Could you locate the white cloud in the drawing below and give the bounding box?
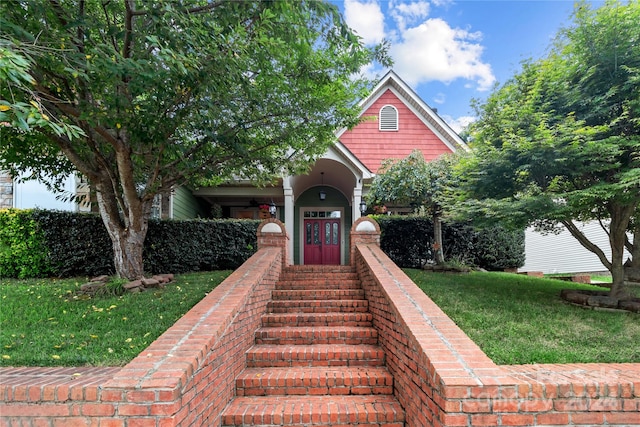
[440,114,476,134]
[344,1,496,93]
[433,92,446,104]
[344,0,385,45]
[390,0,430,33]
[391,18,496,91]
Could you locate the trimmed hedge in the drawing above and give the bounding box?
[31,210,114,278]
[375,216,525,270]
[1,209,523,278]
[144,218,258,274]
[0,209,259,278]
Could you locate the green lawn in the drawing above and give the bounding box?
[1,269,638,367]
[405,269,640,365]
[0,271,231,367]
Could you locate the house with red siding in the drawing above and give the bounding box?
[194,70,468,265]
[0,71,466,266]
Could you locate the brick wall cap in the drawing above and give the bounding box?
[351,217,380,234]
[257,219,287,237]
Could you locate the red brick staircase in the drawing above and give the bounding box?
[221,265,406,427]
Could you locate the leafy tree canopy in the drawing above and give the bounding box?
[367,150,458,264]
[458,0,639,296]
[0,0,389,279]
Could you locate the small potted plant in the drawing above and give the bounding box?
[258,204,270,219]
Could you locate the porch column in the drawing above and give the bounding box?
[283,176,295,265]
[353,185,364,220]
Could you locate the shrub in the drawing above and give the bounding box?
[374,216,524,270]
[474,226,525,270]
[0,209,51,278]
[31,210,114,278]
[0,210,259,278]
[144,218,259,274]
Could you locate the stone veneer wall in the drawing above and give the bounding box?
[350,216,640,427]
[0,171,13,209]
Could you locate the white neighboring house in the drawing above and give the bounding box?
[521,222,631,274]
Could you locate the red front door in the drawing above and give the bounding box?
[303,219,340,265]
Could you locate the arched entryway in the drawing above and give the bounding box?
[294,185,351,265]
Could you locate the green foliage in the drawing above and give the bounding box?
[0,209,51,278]
[0,210,259,278]
[94,277,127,298]
[375,216,524,270]
[0,0,389,279]
[144,219,259,274]
[463,0,640,227]
[459,1,640,293]
[368,151,460,264]
[30,210,114,278]
[0,271,231,366]
[473,226,526,271]
[367,150,457,216]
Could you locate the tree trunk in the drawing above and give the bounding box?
[433,213,444,265]
[629,225,639,268]
[110,227,147,280]
[608,204,633,299]
[94,184,150,280]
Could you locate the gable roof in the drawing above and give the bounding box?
[335,70,469,173]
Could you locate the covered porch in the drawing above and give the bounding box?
[192,144,372,265]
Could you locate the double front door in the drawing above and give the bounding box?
[303,218,340,265]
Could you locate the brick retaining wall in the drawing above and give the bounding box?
[2,218,638,426]
[351,219,640,426]
[0,244,282,426]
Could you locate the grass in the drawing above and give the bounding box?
[2,269,638,368]
[0,271,231,367]
[404,269,640,365]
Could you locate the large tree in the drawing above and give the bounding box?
[367,150,457,265]
[459,0,639,297]
[0,0,388,279]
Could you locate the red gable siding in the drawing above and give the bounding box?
[340,89,453,173]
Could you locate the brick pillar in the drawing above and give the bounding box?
[257,218,290,268]
[350,216,381,266]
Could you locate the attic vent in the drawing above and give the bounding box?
[379,105,398,131]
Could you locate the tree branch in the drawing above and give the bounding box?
[127,0,229,17]
[49,0,84,54]
[561,219,612,270]
[123,0,135,59]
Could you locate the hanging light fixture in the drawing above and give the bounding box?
[319,172,326,201]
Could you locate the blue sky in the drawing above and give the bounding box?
[335,0,603,132]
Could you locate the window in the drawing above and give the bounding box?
[379,105,398,131]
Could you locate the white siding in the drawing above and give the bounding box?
[522,221,630,274]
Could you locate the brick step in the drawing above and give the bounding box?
[236,366,394,396]
[275,280,362,290]
[221,395,405,426]
[246,344,386,367]
[283,266,355,274]
[279,271,357,281]
[255,326,378,345]
[262,312,373,327]
[272,289,365,300]
[267,300,369,313]
[279,271,358,280]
